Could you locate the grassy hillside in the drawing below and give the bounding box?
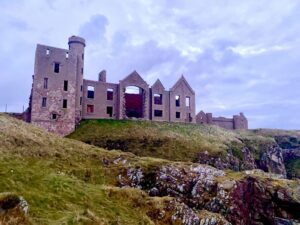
[0,114,173,224]
[68,119,300,178]
[1,114,300,224]
[68,119,274,162]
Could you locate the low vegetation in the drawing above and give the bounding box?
[1,114,299,224]
[68,119,275,162]
[0,114,173,224]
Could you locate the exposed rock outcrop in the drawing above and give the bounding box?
[259,145,287,177]
[196,145,288,179]
[118,163,300,225]
[0,193,29,224]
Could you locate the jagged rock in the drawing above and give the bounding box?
[167,201,231,225]
[118,163,300,225]
[196,147,257,172]
[196,151,240,171]
[228,176,300,225]
[170,201,201,225]
[0,193,29,224]
[282,149,300,179]
[19,197,29,215]
[274,217,300,225]
[244,169,286,179]
[260,145,287,177]
[240,147,257,170]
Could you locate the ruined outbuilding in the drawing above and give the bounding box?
[196,111,248,130]
[28,36,248,135]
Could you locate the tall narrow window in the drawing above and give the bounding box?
[54,63,60,73]
[43,78,48,89]
[52,113,57,120]
[154,94,163,105]
[87,104,94,113]
[46,49,50,55]
[42,97,47,107]
[107,88,113,100]
[87,86,94,99]
[80,97,82,105]
[187,113,192,122]
[81,68,83,75]
[107,106,113,117]
[63,99,68,108]
[185,96,190,107]
[66,52,69,59]
[175,95,180,107]
[82,54,84,60]
[80,85,83,92]
[64,80,68,91]
[176,112,181,119]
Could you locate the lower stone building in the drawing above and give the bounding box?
[27,35,248,135]
[196,111,248,130]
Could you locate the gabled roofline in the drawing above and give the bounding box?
[170,75,195,94]
[120,70,149,86]
[152,78,165,90]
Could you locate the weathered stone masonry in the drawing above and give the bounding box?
[28,36,248,135]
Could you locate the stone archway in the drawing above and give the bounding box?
[118,71,150,120]
[124,86,145,118]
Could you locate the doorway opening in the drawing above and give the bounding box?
[124,86,144,118]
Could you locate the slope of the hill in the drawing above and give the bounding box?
[68,119,300,179]
[1,114,300,225]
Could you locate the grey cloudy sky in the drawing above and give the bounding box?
[1,0,300,129]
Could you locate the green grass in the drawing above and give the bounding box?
[68,119,276,163]
[285,158,300,178]
[68,119,300,178]
[1,114,300,224]
[0,114,175,224]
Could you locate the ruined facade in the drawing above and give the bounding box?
[196,111,248,130]
[29,36,247,135]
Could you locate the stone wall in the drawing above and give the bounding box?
[30,38,83,136]
[28,35,245,136]
[82,79,119,119]
[169,76,196,123]
[196,111,248,130]
[150,79,170,122]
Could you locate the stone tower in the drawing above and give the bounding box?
[30,36,85,135]
[68,36,85,123]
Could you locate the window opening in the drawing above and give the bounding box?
[63,99,68,108]
[175,95,180,107]
[87,104,94,113]
[87,86,94,99]
[42,97,47,107]
[54,63,60,73]
[185,96,190,107]
[154,110,163,117]
[44,78,48,89]
[154,94,162,105]
[107,88,113,100]
[107,106,113,117]
[64,80,68,91]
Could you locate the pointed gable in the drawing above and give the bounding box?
[151,79,165,92]
[120,70,149,88]
[170,75,195,94]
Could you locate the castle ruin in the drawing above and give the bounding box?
[28,36,248,135]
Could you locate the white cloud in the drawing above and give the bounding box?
[1,0,300,129]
